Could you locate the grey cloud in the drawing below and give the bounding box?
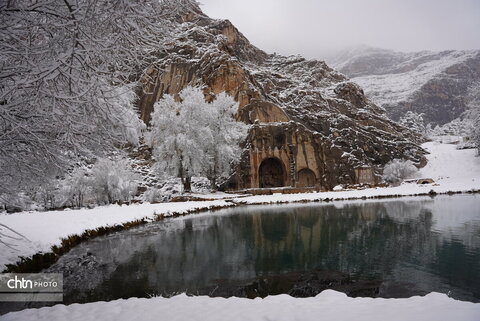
[199,0,480,58]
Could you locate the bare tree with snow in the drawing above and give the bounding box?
[148,87,213,192]
[148,87,248,192]
[206,92,249,190]
[0,0,200,203]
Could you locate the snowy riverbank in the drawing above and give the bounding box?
[3,290,480,321]
[0,200,232,271]
[1,142,479,271]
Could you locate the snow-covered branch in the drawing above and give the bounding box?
[0,0,201,200]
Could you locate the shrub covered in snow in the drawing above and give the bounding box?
[473,126,480,155]
[32,181,59,210]
[143,188,164,203]
[60,168,91,208]
[382,159,418,184]
[23,159,142,209]
[90,158,141,204]
[0,192,35,213]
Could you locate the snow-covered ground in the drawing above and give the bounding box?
[3,291,480,321]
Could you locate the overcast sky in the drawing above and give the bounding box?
[198,0,480,59]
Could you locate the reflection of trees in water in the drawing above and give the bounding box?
[50,199,480,304]
[252,202,437,280]
[382,199,431,223]
[260,212,292,241]
[297,208,320,228]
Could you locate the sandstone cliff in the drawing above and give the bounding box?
[137,4,425,190]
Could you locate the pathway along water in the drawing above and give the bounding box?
[6,194,480,313]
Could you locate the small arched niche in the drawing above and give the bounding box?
[297,168,316,187]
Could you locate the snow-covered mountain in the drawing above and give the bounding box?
[326,46,480,125]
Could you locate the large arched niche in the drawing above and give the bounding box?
[259,158,286,188]
[297,168,316,187]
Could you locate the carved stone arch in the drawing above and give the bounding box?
[259,157,286,188]
[297,168,316,187]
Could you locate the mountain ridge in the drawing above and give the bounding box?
[326,46,480,125]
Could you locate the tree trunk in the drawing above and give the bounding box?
[178,154,190,193]
[184,176,192,192]
[210,176,217,192]
[209,160,218,192]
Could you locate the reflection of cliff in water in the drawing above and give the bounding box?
[44,195,480,305]
[250,202,435,278]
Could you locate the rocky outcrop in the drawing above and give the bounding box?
[238,100,290,124]
[328,46,480,125]
[137,7,426,190]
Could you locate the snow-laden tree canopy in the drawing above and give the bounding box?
[206,92,250,189]
[0,0,200,199]
[466,81,480,154]
[148,87,249,191]
[399,111,427,136]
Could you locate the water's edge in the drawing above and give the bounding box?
[3,190,479,274]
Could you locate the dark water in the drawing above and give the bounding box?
[37,194,480,306]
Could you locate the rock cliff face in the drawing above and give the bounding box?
[137,4,425,190]
[327,46,480,125]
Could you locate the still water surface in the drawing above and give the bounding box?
[48,194,480,303]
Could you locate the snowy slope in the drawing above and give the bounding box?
[326,46,480,125]
[352,51,476,107]
[419,141,480,183]
[3,290,480,321]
